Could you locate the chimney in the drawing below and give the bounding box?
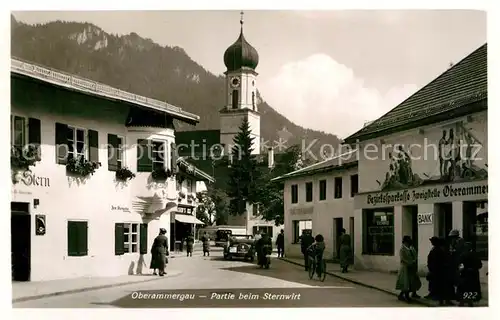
[268,147,274,168]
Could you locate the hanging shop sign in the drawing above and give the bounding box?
[35,214,46,235]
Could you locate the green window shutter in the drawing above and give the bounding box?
[115,223,125,255]
[140,223,148,254]
[77,221,88,256]
[88,129,99,163]
[67,221,79,256]
[170,142,178,174]
[55,122,68,164]
[108,134,119,171]
[28,117,42,160]
[137,139,152,172]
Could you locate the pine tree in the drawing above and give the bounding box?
[227,117,259,215]
[258,144,302,225]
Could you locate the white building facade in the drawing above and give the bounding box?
[275,153,358,259]
[10,58,211,282]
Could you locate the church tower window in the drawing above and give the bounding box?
[232,90,239,109]
[252,92,256,110]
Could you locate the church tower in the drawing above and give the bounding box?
[219,12,261,155]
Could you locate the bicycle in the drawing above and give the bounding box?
[308,254,327,282]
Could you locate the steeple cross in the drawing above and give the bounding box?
[240,11,244,25]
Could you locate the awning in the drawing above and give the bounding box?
[174,213,204,225]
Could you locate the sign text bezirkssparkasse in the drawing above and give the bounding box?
[366,182,488,206]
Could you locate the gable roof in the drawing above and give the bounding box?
[271,149,358,182]
[345,43,487,143]
[11,58,200,125]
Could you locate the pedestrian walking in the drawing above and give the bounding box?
[408,239,421,299]
[300,230,314,271]
[150,228,169,276]
[186,233,195,257]
[339,228,352,273]
[395,236,421,303]
[201,232,211,257]
[449,229,466,299]
[425,236,453,305]
[276,229,285,258]
[457,242,483,307]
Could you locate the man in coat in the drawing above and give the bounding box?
[300,230,314,271]
[449,229,466,298]
[201,232,211,257]
[339,228,352,273]
[150,228,169,276]
[276,229,285,258]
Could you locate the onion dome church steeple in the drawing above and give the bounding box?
[223,12,259,72]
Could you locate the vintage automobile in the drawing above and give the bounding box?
[223,235,255,262]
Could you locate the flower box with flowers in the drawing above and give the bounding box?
[151,168,173,182]
[11,145,40,170]
[116,167,136,182]
[178,191,186,201]
[66,156,101,177]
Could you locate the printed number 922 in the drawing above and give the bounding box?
[462,292,478,300]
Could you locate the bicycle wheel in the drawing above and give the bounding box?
[320,260,327,282]
[308,259,315,280]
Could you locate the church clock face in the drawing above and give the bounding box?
[230,76,240,88]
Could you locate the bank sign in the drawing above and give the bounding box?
[355,180,488,209]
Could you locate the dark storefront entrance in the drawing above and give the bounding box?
[11,202,31,281]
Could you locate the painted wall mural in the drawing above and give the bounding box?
[365,113,488,193]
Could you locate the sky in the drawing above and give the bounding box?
[12,10,486,138]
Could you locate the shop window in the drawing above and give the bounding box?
[67,221,88,257]
[334,177,343,199]
[305,182,313,202]
[350,174,359,197]
[363,209,395,255]
[292,220,312,243]
[291,184,298,204]
[463,201,488,260]
[253,226,273,237]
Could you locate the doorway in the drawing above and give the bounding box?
[403,205,419,250]
[11,202,31,282]
[349,217,355,259]
[436,203,453,238]
[333,218,343,259]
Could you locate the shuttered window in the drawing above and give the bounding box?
[28,117,42,160]
[115,222,148,255]
[55,122,69,164]
[108,134,124,171]
[115,223,125,255]
[67,221,88,256]
[137,139,152,172]
[88,129,99,163]
[140,224,148,254]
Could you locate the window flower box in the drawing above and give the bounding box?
[66,156,101,177]
[178,191,186,200]
[116,167,136,182]
[11,145,40,170]
[151,168,173,182]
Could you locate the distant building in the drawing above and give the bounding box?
[272,151,358,259]
[175,14,280,241]
[10,58,213,282]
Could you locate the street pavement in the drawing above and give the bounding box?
[13,252,420,308]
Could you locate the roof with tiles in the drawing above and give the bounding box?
[345,43,487,143]
[271,149,359,182]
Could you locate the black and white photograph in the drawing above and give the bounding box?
[4,2,493,317]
